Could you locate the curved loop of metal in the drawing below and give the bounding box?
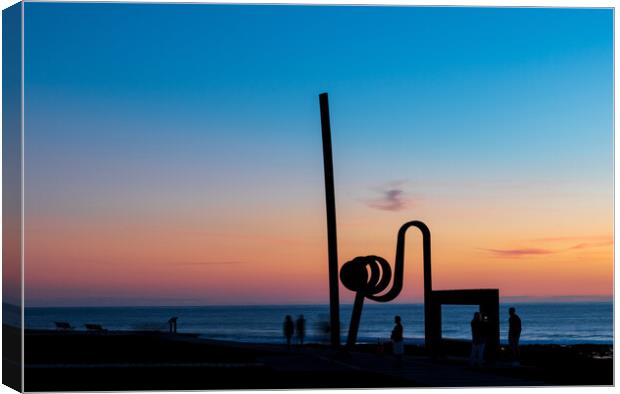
[340,255,392,297]
[371,220,431,302]
[340,220,432,347]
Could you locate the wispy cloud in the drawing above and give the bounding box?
[366,189,409,211]
[481,248,554,258]
[567,241,612,250]
[364,181,414,212]
[481,236,612,259]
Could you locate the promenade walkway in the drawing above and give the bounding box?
[175,336,545,387]
[329,352,543,387]
[255,346,543,387]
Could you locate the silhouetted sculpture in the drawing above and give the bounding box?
[339,220,500,356]
[318,93,499,354]
[319,92,341,348]
[508,307,522,365]
[283,315,294,348]
[339,221,426,347]
[469,312,485,367]
[391,315,404,366]
[168,317,178,333]
[296,315,306,346]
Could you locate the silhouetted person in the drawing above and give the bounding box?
[168,317,178,333]
[296,315,306,346]
[283,315,294,348]
[315,315,331,344]
[508,307,522,366]
[391,315,404,366]
[482,314,492,361]
[469,312,485,367]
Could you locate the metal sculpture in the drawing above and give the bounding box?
[319,92,341,348]
[340,220,500,358]
[340,221,430,347]
[319,92,500,356]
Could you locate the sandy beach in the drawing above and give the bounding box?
[20,326,612,391]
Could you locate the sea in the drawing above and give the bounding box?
[22,302,613,345]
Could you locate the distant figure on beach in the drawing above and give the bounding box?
[469,312,485,367]
[390,315,404,366]
[315,314,331,344]
[168,317,178,333]
[283,315,294,348]
[296,315,306,346]
[508,307,522,366]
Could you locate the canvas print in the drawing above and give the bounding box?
[2,2,614,391]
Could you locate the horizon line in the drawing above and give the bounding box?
[12,295,614,309]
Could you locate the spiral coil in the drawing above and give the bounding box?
[340,255,392,299]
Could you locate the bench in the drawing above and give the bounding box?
[84,323,106,331]
[54,321,74,330]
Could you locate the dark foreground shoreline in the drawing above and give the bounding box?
[16,326,613,391]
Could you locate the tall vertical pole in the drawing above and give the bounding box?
[422,226,435,352]
[319,92,340,348]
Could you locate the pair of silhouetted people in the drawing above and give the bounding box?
[283,314,306,348]
[390,315,404,366]
[469,307,523,367]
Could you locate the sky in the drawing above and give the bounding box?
[23,4,613,306]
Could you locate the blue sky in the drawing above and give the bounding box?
[25,4,612,187]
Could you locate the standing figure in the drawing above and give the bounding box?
[168,317,178,333]
[296,315,306,346]
[391,315,404,366]
[469,312,485,367]
[318,315,331,345]
[283,315,294,348]
[508,307,522,366]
